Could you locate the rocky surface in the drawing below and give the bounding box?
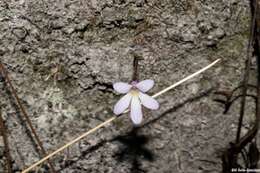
[0,0,255,172]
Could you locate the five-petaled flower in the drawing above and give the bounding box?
[113,79,159,125]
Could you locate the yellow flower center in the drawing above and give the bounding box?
[130,89,139,96]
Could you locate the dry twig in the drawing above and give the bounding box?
[0,107,13,173]
[0,62,57,173]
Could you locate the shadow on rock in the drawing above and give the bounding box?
[113,128,154,173]
[58,88,214,172]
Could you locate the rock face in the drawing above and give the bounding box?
[0,0,255,172]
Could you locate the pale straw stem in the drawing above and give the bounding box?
[22,59,221,173]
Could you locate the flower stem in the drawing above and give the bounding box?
[132,56,140,81]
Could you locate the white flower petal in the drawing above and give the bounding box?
[113,82,132,94]
[136,79,154,92]
[113,93,132,115]
[139,92,159,110]
[130,96,143,125]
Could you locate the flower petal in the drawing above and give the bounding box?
[130,96,143,125]
[113,82,132,94]
[113,93,132,115]
[139,92,159,110]
[136,79,154,92]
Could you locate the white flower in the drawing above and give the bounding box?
[113,79,159,125]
